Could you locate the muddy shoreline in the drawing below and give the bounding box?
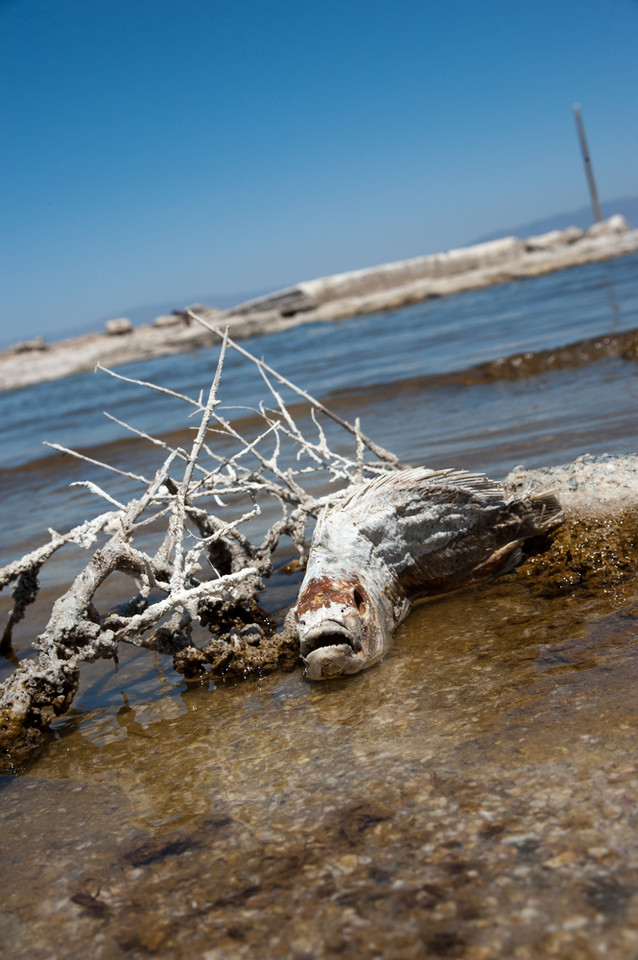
[1,215,636,393]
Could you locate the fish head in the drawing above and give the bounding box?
[294,574,394,680]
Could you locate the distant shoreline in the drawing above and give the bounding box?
[1,215,637,393]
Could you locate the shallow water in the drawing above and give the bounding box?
[1,254,638,958]
[3,577,638,958]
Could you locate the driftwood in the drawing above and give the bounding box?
[0,318,402,769]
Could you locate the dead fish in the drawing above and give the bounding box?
[294,467,562,680]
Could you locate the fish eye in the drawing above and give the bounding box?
[353,587,367,615]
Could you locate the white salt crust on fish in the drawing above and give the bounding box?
[294,467,562,680]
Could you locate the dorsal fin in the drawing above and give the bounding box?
[338,467,503,511]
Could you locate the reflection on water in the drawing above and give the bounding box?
[2,254,638,957]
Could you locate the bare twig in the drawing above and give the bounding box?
[187,310,405,468]
[43,441,151,486]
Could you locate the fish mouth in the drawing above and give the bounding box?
[300,621,366,680]
[299,621,362,659]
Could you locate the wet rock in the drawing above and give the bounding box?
[457,326,638,384]
[505,454,638,595]
[105,317,133,336]
[586,214,629,238]
[10,337,49,353]
[173,604,299,680]
[518,511,638,595]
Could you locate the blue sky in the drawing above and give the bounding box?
[1,0,637,344]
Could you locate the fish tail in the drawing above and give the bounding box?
[514,491,563,536]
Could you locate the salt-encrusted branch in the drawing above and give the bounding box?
[0,322,401,770]
[106,565,259,640]
[43,441,152,486]
[95,362,203,410]
[187,310,405,468]
[209,411,312,505]
[0,511,118,591]
[164,330,229,591]
[354,418,365,484]
[70,481,127,510]
[257,367,323,465]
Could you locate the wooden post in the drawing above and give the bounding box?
[573,103,603,223]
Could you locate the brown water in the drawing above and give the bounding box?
[1,255,638,958]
